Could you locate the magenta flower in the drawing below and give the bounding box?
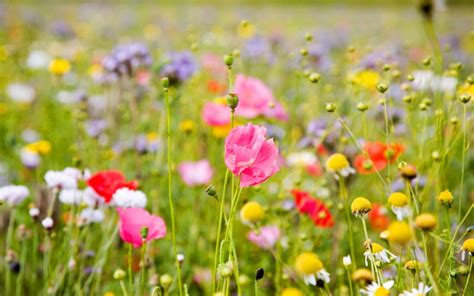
[234,74,288,121]
[225,123,279,187]
[178,160,214,186]
[202,102,231,127]
[117,208,166,248]
[247,225,280,250]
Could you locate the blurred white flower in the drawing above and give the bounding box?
[44,170,77,189]
[29,207,40,217]
[26,50,51,69]
[21,148,41,169]
[343,255,352,267]
[412,70,457,94]
[112,188,147,208]
[82,187,104,207]
[79,208,105,224]
[0,185,29,206]
[287,151,317,167]
[59,189,83,205]
[41,217,54,229]
[6,83,35,103]
[400,282,432,296]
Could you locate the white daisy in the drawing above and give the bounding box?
[287,151,317,167]
[59,189,83,205]
[364,243,397,266]
[303,269,331,286]
[391,205,412,220]
[79,208,105,224]
[0,185,29,206]
[6,83,35,103]
[360,280,394,296]
[399,282,432,296]
[44,170,77,190]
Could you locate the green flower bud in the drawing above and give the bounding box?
[419,102,428,111]
[309,72,321,83]
[113,269,126,280]
[140,227,149,240]
[160,274,173,289]
[450,116,459,125]
[376,82,389,94]
[431,150,441,161]
[227,93,239,110]
[391,69,401,79]
[161,77,169,88]
[407,74,415,81]
[383,64,391,71]
[238,274,250,286]
[459,93,471,104]
[325,102,336,112]
[402,95,413,103]
[467,76,474,85]
[300,48,308,56]
[422,56,431,66]
[356,102,368,112]
[378,98,387,105]
[422,98,432,106]
[205,185,217,197]
[218,263,233,278]
[232,49,240,57]
[223,54,233,68]
[304,33,313,42]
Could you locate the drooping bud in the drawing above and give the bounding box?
[356,102,368,112]
[223,54,233,68]
[161,77,170,88]
[325,102,336,112]
[205,185,217,197]
[113,269,126,280]
[376,82,389,94]
[459,93,471,104]
[309,72,321,83]
[227,93,239,110]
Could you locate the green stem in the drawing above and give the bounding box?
[128,244,133,293]
[458,104,467,220]
[463,257,473,295]
[140,242,147,295]
[164,86,183,296]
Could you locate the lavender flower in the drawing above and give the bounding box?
[160,51,197,84]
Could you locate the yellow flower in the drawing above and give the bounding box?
[237,20,255,39]
[404,260,421,271]
[179,120,194,133]
[388,192,408,207]
[146,132,158,142]
[458,82,474,96]
[25,140,52,155]
[295,252,323,275]
[415,213,437,231]
[387,221,412,245]
[280,287,303,296]
[88,63,102,77]
[212,125,231,138]
[462,238,474,253]
[370,243,384,254]
[0,45,7,61]
[351,197,372,216]
[240,201,264,223]
[351,70,380,91]
[352,268,374,283]
[49,58,71,75]
[437,189,453,206]
[326,153,349,171]
[103,292,114,296]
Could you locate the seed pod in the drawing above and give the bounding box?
[255,268,265,281]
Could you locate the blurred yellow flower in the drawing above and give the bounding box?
[326,153,349,171]
[295,252,323,275]
[388,192,408,207]
[237,20,255,39]
[351,197,372,216]
[0,45,7,61]
[179,120,194,133]
[49,58,71,75]
[240,201,264,223]
[415,213,437,231]
[387,221,412,245]
[25,140,51,155]
[351,70,380,91]
[437,189,453,206]
[281,287,303,296]
[212,125,231,138]
[146,132,159,142]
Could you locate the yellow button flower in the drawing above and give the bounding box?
[351,197,372,216]
[352,268,374,283]
[404,260,421,271]
[351,70,380,91]
[25,140,52,155]
[388,192,408,207]
[49,58,71,75]
[437,189,453,206]
[280,287,303,296]
[415,213,437,231]
[240,201,264,224]
[462,238,474,253]
[326,153,349,171]
[295,252,323,275]
[179,120,194,133]
[387,221,412,245]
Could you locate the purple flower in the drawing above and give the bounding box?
[160,51,197,84]
[101,42,152,81]
[242,36,274,64]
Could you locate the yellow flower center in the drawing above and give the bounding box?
[462,238,474,252]
[388,192,408,207]
[326,153,349,171]
[374,287,389,296]
[295,252,323,275]
[240,201,264,223]
[49,58,71,75]
[371,243,384,254]
[280,287,304,296]
[415,213,437,231]
[437,190,453,204]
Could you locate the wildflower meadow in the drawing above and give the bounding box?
[0,1,473,295]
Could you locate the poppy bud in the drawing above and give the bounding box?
[218,262,233,278]
[255,268,265,281]
[450,116,459,125]
[223,54,233,68]
[383,64,391,71]
[400,164,417,180]
[402,95,413,103]
[300,48,308,56]
[227,93,239,110]
[232,49,240,57]
[205,185,217,197]
[467,76,474,85]
[304,33,313,41]
[325,102,336,112]
[161,77,169,88]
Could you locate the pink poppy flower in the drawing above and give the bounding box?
[233,74,288,121]
[202,102,231,127]
[177,160,214,186]
[117,208,166,248]
[225,123,279,187]
[247,225,280,250]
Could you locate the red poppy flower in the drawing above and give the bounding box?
[354,141,404,174]
[305,163,323,176]
[207,80,226,94]
[368,203,390,231]
[291,189,334,228]
[87,170,138,203]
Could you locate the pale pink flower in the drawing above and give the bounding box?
[225,123,279,187]
[117,208,166,248]
[233,74,288,121]
[202,102,231,127]
[247,225,280,250]
[178,160,214,186]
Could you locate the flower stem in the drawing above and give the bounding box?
[164,86,183,296]
[463,257,473,294]
[128,244,133,292]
